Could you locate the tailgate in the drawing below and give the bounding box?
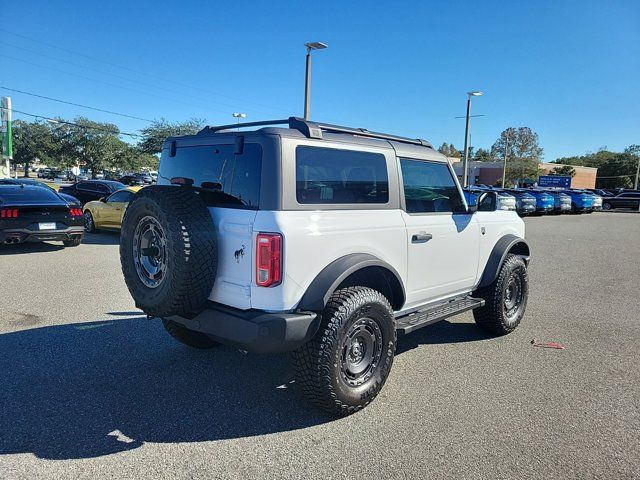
[207,207,257,310]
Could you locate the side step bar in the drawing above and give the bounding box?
[395,296,485,335]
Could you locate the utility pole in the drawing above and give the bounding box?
[634,155,640,190]
[461,91,483,187]
[1,97,12,179]
[501,132,509,187]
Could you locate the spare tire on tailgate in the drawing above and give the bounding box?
[120,185,217,318]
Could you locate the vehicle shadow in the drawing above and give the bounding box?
[0,242,65,255]
[0,316,491,460]
[396,319,493,354]
[0,317,331,460]
[81,231,120,245]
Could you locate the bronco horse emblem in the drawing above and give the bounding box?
[234,245,246,263]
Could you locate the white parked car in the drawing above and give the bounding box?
[119,117,531,416]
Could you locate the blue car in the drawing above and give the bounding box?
[561,189,594,213]
[464,186,517,211]
[502,189,537,216]
[525,189,555,214]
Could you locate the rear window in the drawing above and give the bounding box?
[296,146,389,204]
[159,143,262,209]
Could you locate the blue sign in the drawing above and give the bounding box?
[538,175,571,188]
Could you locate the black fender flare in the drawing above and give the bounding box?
[478,234,530,288]
[298,253,406,311]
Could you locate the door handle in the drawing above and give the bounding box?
[411,232,432,243]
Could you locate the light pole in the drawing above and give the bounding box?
[462,91,483,187]
[232,113,246,131]
[303,42,328,120]
[501,130,509,187]
[634,155,640,190]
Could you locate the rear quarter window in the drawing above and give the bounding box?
[159,143,262,209]
[295,146,389,204]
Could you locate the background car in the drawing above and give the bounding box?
[83,186,142,232]
[525,189,555,214]
[118,175,147,186]
[58,180,125,205]
[602,191,640,210]
[541,190,572,214]
[0,178,81,206]
[0,183,84,246]
[502,189,537,216]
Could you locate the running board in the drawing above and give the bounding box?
[395,296,485,335]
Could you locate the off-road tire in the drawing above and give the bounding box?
[120,185,217,318]
[293,287,396,417]
[162,318,221,349]
[473,254,528,335]
[63,238,82,247]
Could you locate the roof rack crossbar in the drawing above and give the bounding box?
[198,116,432,148]
[198,119,289,135]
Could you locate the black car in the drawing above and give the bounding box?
[119,175,147,186]
[602,192,640,210]
[58,180,125,205]
[0,178,81,206]
[0,184,84,246]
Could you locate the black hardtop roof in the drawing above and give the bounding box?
[0,184,66,206]
[164,117,435,150]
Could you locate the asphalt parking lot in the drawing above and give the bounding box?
[1,213,638,479]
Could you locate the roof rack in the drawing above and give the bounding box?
[197,117,433,148]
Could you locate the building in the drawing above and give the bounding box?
[449,159,597,189]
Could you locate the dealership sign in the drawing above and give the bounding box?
[538,175,571,188]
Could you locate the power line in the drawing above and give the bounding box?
[10,108,142,138]
[0,86,155,123]
[0,29,290,116]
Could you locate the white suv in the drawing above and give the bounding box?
[120,117,530,416]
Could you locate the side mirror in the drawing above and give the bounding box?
[99,197,106,203]
[477,192,498,212]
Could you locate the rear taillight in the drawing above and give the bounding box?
[256,233,282,287]
[69,208,83,216]
[0,208,19,218]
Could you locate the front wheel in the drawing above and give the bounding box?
[473,254,528,335]
[602,202,611,210]
[293,287,396,416]
[84,210,97,233]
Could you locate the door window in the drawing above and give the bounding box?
[107,191,135,203]
[400,159,465,213]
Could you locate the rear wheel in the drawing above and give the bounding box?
[602,202,611,210]
[63,238,82,247]
[293,287,396,416]
[162,318,221,349]
[473,254,528,335]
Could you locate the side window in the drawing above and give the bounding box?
[107,191,134,203]
[400,158,465,213]
[76,182,95,192]
[296,146,389,204]
[95,184,110,194]
[159,143,262,209]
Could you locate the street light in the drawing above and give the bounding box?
[232,113,246,131]
[303,42,328,120]
[462,91,483,187]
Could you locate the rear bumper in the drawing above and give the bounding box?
[0,226,84,244]
[165,302,320,353]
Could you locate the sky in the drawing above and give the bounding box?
[2,0,639,161]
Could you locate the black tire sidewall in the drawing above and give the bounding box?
[329,296,396,407]
[120,196,177,314]
[499,256,528,330]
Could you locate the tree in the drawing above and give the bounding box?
[138,118,205,155]
[11,120,57,176]
[54,117,124,178]
[473,148,494,162]
[491,127,543,187]
[551,165,576,177]
[555,146,639,188]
